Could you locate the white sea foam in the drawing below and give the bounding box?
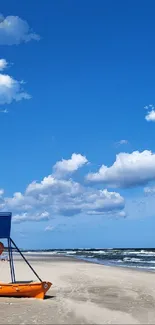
[123,257,142,263]
[89,250,106,254]
[63,251,77,254]
[24,251,59,255]
[20,249,155,272]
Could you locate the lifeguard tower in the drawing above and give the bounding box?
[0,212,52,299]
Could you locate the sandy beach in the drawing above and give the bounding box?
[0,255,155,324]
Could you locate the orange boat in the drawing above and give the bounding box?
[0,212,52,300]
[0,281,52,299]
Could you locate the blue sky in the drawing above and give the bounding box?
[0,0,155,248]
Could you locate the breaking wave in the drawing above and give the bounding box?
[22,248,155,271]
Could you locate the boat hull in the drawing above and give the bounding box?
[0,281,52,299]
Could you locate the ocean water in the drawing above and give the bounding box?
[23,249,155,271]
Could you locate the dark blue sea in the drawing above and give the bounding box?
[23,249,155,271]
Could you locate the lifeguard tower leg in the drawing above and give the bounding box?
[8,238,15,283]
[10,238,42,282]
[10,238,16,282]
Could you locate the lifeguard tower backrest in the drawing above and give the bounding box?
[0,212,12,238]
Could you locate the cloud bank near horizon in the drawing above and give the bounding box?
[0,153,126,223]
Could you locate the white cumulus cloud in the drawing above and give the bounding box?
[144,104,155,122]
[53,153,88,176]
[144,186,155,195]
[0,59,30,105]
[0,153,125,223]
[86,150,155,188]
[0,15,40,45]
[0,59,7,71]
[13,211,50,224]
[145,110,155,122]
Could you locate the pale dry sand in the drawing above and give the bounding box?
[0,256,155,324]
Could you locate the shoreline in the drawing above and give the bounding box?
[13,252,155,274]
[15,247,155,273]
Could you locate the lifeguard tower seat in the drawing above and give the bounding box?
[0,212,12,239]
